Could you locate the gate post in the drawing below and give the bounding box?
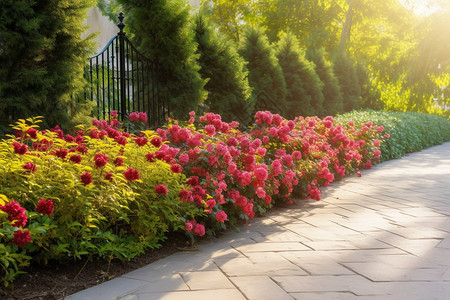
[117,12,127,122]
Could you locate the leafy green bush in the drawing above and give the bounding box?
[0,116,204,285]
[336,110,450,161]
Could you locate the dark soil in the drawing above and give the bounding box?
[1,233,193,300]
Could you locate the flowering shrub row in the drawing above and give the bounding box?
[336,110,450,161]
[159,111,385,236]
[0,111,385,286]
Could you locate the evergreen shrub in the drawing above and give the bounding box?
[275,32,323,118]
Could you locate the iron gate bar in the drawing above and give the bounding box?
[85,12,169,127]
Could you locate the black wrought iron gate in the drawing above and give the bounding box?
[85,12,169,127]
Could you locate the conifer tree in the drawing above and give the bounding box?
[0,0,95,133]
[193,15,253,124]
[306,47,344,115]
[275,32,323,118]
[356,63,382,110]
[118,0,207,119]
[333,51,361,112]
[239,27,287,116]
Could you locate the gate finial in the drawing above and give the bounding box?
[117,12,125,34]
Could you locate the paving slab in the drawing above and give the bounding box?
[290,292,358,300]
[130,289,246,300]
[271,274,374,293]
[179,270,234,290]
[280,251,354,275]
[229,276,294,300]
[65,277,148,300]
[68,142,450,300]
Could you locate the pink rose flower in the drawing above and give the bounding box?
[215,211,227,223]
[193,223,205,236]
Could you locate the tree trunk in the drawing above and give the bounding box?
[339,0,354,51]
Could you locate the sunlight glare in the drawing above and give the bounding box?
[401,0,439,16]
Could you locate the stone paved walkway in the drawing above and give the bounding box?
[67,142,450,300]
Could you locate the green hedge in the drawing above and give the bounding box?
[336,110,450,162]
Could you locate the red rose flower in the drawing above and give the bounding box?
[151,136,162,148]
[187,176,199,187]
[55,149,68,159]
[70,154,82,164]
[215,211,227,223]
[94,153,109,168]
[170,163,182,173]
[105,172,113,181]
[12,142,28,155]
[129,112,139,122]
[145,152,156,162]
[135,137,148,147]
[12,229,31,248]
[36,199,54,217]
[76,144,88,154]
[81,172,93,185]
[75,136,84,144]
[193,223,205,236]
[138,112,147,123]
[307,185,321,201]
[64,134,75,142]
[178,190,193,202]
[204,125,215,136]
[22,162,37,172]
[0,201,27,227]
[115,136,127,145]
[26,128,38,139]
[206,199,216,208]
[155,184,168,195]
[123,168,140,181]
[185,220,195,232]
[114,157,124,166]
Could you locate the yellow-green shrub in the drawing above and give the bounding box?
[0,117,204,285]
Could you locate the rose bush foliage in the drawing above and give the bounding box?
[0,111,385,286]
[336,110,450,161]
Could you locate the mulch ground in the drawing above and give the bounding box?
[1,233,192,300]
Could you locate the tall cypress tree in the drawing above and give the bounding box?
[333,51,361,112]
[275,32,323,118]
[193,15,253,124]
[0,0,95,133]
[117,0,207,119]
[306,47,344,116]
[239,27,287,117]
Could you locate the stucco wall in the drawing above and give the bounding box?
[84,0,200,54]
[83,7,117,54]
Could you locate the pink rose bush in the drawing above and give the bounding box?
[150,111,384,233]
[0,110,386,286]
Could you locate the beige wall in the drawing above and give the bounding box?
[189,0,199,8]
[84,0,200,54]
[84,7,117,54]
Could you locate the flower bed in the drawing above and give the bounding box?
[0,111,384,286]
